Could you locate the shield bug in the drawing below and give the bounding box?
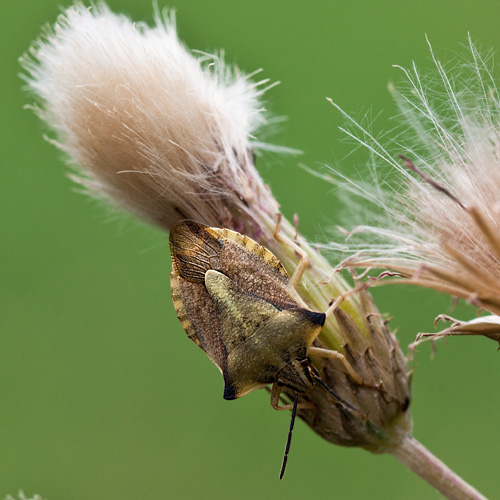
[169,219,360,476]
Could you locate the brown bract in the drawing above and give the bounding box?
[295,287,411,450]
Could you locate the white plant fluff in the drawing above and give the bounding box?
[326,36,500,321]
[21,2,276,231]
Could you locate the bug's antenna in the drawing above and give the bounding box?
[279,392,299,480]
[312,373,358,412]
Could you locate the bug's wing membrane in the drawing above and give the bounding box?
[170,272,228,373]
[169,220,228,372]
[208,228,298,310]
[170,220,223,283]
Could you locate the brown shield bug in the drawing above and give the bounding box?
[169,219,360,477]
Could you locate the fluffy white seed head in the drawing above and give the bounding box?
[326,37,500,315]
[22,2,277,231]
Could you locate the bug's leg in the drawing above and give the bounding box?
[270,382,314,411]
[308,346,363,385]
[324,287,362,318]
[270,383,295,411]
[274,213,309,290]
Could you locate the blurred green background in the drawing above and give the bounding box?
[2,1,500,499]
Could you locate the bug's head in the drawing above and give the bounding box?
[276,358,315,394]
[269,308,325,394]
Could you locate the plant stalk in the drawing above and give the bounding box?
[391,435,488,500]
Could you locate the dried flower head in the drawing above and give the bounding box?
[326,36,500,324]
[21,1,278,233]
